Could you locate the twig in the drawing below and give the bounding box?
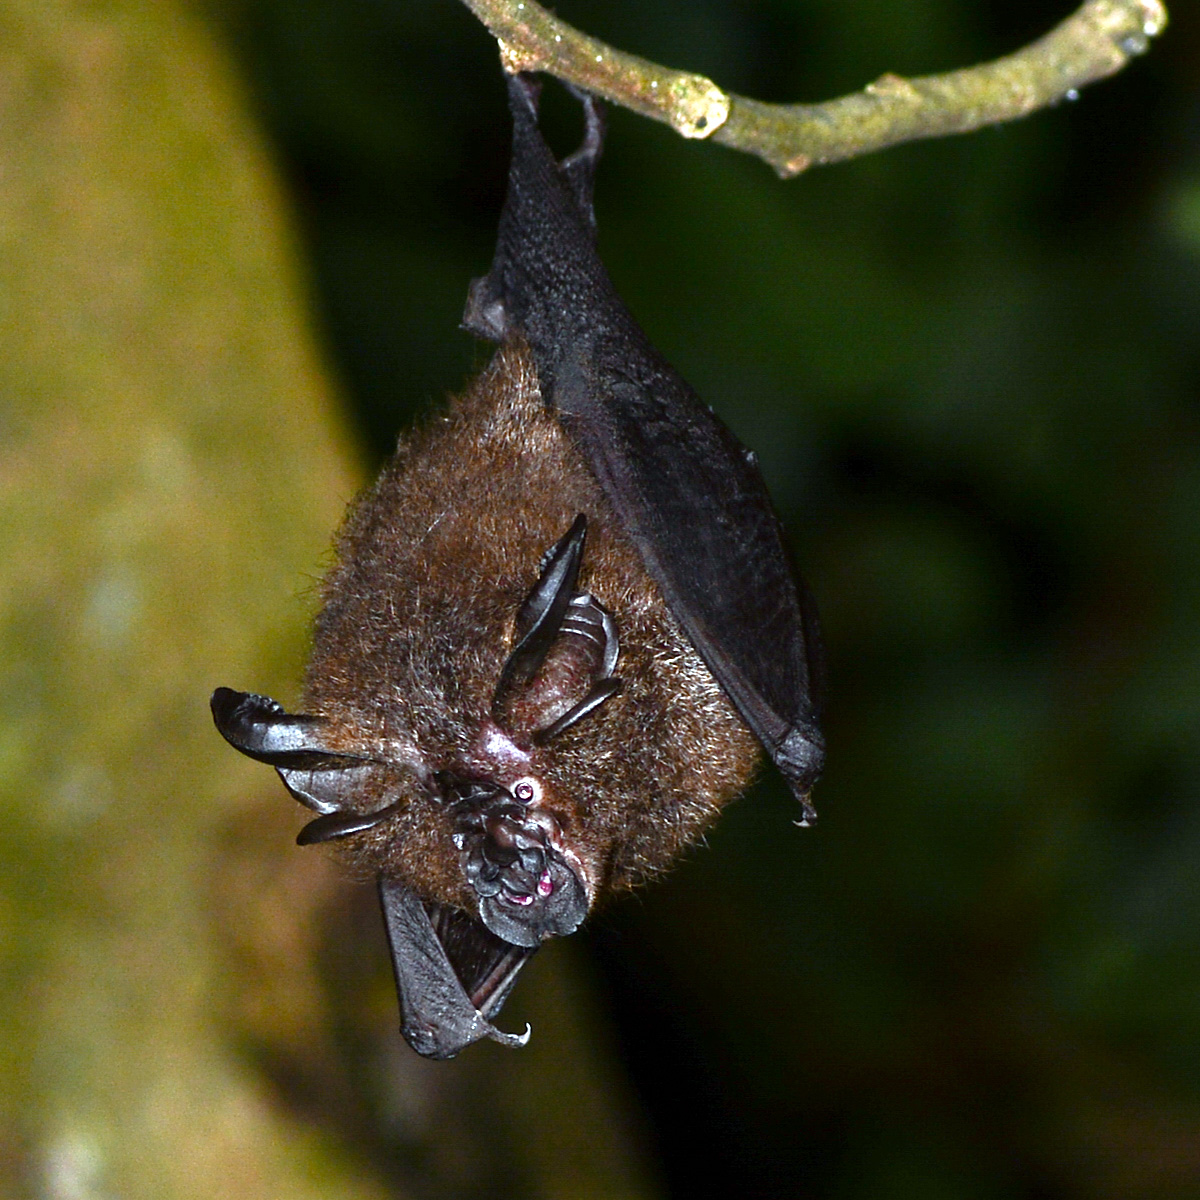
[459,0,1168,176]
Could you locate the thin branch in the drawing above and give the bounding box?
[459,0,1168,176]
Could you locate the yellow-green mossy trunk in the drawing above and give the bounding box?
[0,4,655,1198]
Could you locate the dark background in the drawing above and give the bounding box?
[218,2,1200,1196]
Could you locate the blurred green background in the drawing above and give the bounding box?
[3,1,1199,1197]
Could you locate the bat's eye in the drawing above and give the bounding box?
[512,778,539,804]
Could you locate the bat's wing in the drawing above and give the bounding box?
[379,881,533,1059]
[465,75,825,804]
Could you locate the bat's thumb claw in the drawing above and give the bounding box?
[488,1022,532,1049]
[792,795,819,828]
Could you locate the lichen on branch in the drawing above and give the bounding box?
[460,0,1168,176]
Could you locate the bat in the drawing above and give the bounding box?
[212,73,824,1060]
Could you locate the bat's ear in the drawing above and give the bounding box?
[211,688,401,838]
[506,69,542,115]
[494,514,587,703]
[211,688,342,767]
[492,515,625,743]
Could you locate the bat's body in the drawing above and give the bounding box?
[213,75,823,1059]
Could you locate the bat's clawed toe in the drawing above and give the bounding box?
[559,85,606,230]
[462,274,508,341]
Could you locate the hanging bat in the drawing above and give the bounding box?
[212,73,824,1060]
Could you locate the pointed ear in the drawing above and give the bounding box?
[211,688,382,816]
[533,676,623,744]
[296,800,404,845]
[493,514,587,708]
[211,688,357,769]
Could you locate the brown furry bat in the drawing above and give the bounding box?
[213,75,823,1059]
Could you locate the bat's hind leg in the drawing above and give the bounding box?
[560,85,607,227]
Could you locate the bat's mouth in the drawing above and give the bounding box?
[363,772,592,1059]
[211,688,586,1059]
[379,765,589,1059]
[475,842,587,947]
[445,773,589,949]
[376,832,588,1059]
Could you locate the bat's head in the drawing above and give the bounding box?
[212,514,609,951]
[210,508,643,1056]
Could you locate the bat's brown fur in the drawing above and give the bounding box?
[303,342,759,912]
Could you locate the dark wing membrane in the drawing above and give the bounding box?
[426,902,533,1019]
[557,352,825,792]
[467,75,824,796]
[377,879,534,1059]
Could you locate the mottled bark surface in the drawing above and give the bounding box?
[0,4,652,1198]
